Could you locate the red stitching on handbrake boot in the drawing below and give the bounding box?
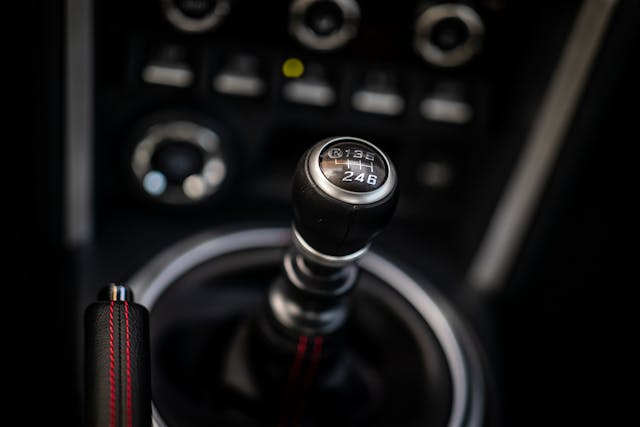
[108,301,116,427]
[125,301,133,427]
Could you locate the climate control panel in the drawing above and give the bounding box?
[94,0,503,236]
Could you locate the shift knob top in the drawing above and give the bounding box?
[318,140,388,193]
[292,136,398,261]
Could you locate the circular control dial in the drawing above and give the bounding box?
[304,1,344,36]
[319,140,388,192]
[289,0,360,51]
[131,119,228,205]
[162,0,231,33]
[414,3,484,67]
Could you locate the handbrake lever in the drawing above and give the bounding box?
[84,284,151,427]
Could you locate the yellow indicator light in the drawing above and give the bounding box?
[282,57,305,78]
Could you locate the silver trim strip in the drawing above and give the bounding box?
[65,0,94,246]
[292,225,369,266]
[126,227,485,427]
[359,253,484,427]
[467,0,618,292]
[127,229,291,309]
[106,283,131,302]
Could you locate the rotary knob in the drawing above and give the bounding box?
[292,136,398,262]
[130,116,230,205]
[289,0,361,51]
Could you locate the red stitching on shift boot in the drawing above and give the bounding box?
[109,301,116,427]
[292,336,324,427]
[278,335,308,427]
[304,336,323,388]
[125,301,132,427]
[290,335,308,388]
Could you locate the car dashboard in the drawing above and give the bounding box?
[15,0,638,426]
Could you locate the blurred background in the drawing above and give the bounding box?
[13,0,638,426]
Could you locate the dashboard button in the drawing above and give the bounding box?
[141,44,194,87]
[420,97,473,124]
[420,81,473,124]
[352,71,405,116]
[416,161,454,190]
[213,55,266,97]
[282,63,336,107]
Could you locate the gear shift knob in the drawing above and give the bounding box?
[249,137,399,408]
[292,136,398,261]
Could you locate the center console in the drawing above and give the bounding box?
[64,0,624,426]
